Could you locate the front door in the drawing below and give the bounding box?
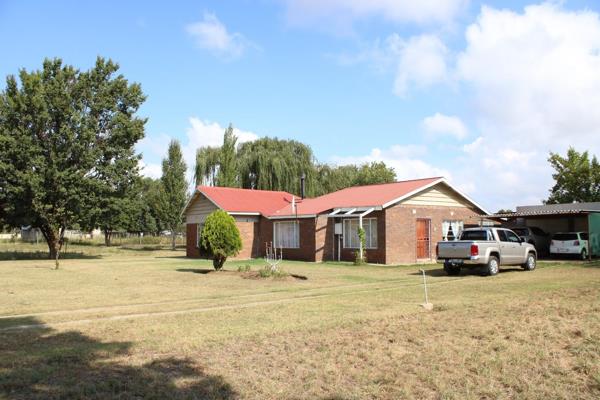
[416,219,431,259]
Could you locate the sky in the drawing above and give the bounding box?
[1,0,600,212]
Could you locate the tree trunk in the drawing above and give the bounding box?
[41,224,63,270]
[171,230,176,250]
[104,230,112,246]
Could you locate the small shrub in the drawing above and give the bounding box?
[200,210,243,270]
[258,267,272,278]
[237,264,251,272]
[258,266,289,279]
[354,250,368,265]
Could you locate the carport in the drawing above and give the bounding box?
[487,202,600,260]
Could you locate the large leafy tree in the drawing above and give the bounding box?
[159,140,187,250]
[125,177,160,235]
[546,147,600,204]
[215,124,238,187]
[0,57,146,268]
[314,162,395,195]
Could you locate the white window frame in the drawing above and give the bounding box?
[273,221,300,249]
[343,218,378,249]
[442,220,464,241]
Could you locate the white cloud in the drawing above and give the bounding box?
[283,0,468,33]
[338,33,449,96]
[422,113,468,140]
[462,136,483,154]
[330,144,451,181]
[138,160,162,179]
[451,3,600,210]
[182,117,258,169]
[457,3,600,148]
[138,118,259,186]
[185,12,256,59]
[393,34,449,96]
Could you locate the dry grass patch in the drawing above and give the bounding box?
[0,242,599,399]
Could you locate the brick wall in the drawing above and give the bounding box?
[385,204,482,264]
[235,221,260,259]
[315,215,334,262]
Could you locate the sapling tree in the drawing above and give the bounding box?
[200,210,242,270]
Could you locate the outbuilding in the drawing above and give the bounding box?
[489,202,600,259]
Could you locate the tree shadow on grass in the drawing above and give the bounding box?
[0,317,238,399]
[0,252,101,261]
[176,268,215,274]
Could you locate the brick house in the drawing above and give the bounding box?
[184,177,489,264]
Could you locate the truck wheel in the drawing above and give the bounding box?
[522,252,536,271]
[444,262,460,276]
[581,249,588,260]
[485,256,499,276]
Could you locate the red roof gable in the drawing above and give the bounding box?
[197,186,294,216]
[270,177,443,217]
[188,177,487,218]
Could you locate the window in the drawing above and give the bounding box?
[580,232,589,241]
[442,220,464,241]
[460,230,491,241]
[553,233,577,241]
[343,218,378,249]
[274,221,299,248]
[497,230,508,242]
[505,230,521,243]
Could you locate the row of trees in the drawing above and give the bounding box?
[0,58,187,267]
[195,125,396,196]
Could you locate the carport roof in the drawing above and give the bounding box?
[487,202,600,218]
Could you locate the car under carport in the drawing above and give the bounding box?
[487,202,600,260]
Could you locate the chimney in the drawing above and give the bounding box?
[300,173,306,199]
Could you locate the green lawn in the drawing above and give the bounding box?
[1,241,599,399]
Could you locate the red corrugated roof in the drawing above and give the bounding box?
[198,186,294,216]
[270,177,443,217]
[194,177,447,218]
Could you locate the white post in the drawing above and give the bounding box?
[421,269,429,304]
[359,215,363,261]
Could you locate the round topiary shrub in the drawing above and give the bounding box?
[200,210,243,270]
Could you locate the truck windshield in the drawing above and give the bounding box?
[460,230,490,241]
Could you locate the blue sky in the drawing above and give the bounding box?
[2,0,600,211]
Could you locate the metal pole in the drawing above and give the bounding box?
[420,269,429,304]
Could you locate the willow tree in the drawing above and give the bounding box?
[0,57,146,268]
[237,138,317,196]
[195,146,220,186]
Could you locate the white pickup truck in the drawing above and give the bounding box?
[436,227,537,276]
